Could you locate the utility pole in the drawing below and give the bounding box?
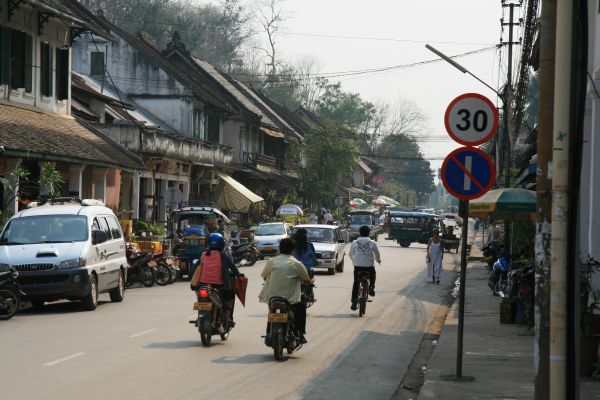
[534,1,556,399]
[501,0,521,251]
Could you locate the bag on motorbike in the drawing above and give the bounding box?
[231,276,248,307]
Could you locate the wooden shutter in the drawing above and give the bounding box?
[48,45,53,97]
[24,34,32,92]
[0,28,10,85]
[56,48,69,100]
[90,51,104,76]
[207,114,220,143]
[10,31,25,88]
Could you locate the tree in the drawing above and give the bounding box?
[302,122,359,207]
[315,82,375,132]
[39,163,64,199]
[255,0,287,78]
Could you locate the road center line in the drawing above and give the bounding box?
[43,352,86,367]
[129,328,157,338]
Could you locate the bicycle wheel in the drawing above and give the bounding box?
[358,280,367,317]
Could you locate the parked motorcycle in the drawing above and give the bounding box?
[501,264,535,326]
[0,266,25,320]
[482,240,501,270]
[264,296,303,361]
[488,251,510,296]
[231,241,259,267]
[152,253,172,286]
[190,284,233,346]
[126,244,155,288]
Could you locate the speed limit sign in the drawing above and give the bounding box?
[444,93,499,146]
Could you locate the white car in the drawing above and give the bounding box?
[0,198,127,311]
[254,222,291,256]
[292,224,347,275]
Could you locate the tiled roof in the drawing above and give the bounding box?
[0,102,143,170]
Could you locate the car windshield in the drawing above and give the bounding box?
[294,227,336,243]
[350,215,372,225]
[0,215,88,244]
[255,224,286,236]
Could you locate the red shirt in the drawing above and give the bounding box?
[200,251,223,285]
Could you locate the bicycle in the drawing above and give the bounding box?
[356,270,370,317]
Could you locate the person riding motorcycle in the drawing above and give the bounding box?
[349,225,381,311]
[191,233,243,327]
[259,238,313,343]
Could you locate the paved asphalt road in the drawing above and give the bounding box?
[1,238,457,400]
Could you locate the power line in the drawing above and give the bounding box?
[279,32,496,46]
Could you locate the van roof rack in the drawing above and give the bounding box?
[38,197,83,206]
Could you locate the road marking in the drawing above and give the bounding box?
[43,352,86,367]
[129,328,157,338]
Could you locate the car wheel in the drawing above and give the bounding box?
[328,267,336,275]
[336,257,345,273]
[109,270,125,302]
[81,274,98,311]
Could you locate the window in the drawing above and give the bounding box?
[0,215,88,244]
[90,51,104,76]
[0,27,32,92]
[207,113,220,143]
[56,48,69,100]
[96,217,112,240]
[192,109,205,139]
[106,216,122,239]
[40,42,52,97]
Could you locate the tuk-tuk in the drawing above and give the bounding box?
[169,201,229,279]
[388,210,441,247]
[347,209,382,241]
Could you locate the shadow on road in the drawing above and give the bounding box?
[299,330,422,400]
[144,340,208,349]
[312,313,357,319]
[212,354,284,364]
[19,300,111,315]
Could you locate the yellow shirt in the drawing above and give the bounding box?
[258,254,310,304]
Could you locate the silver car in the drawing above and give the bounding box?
[254,222,291,256]
[292,224,347,275]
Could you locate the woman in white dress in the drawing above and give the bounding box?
[426,229,444,284]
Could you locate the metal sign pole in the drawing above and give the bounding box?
[456,199,469,378]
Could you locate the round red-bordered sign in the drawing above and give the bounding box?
[444,93,499,146]
[441,146,496,200]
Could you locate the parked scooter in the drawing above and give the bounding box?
[482,240,501,270]
[190,284,233,346]
[125,244,155,287]
[488,250,510,296]
[264,297,303,361]
[231,241,259,267]
[0,266,25,320]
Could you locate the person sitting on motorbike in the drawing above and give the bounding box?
[292,228,318,302]
[349,225,381,311]
[191,233,243,328]
[259,238,313,343]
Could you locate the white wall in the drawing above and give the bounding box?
[0,1,71,115]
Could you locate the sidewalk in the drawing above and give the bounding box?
[417,261,600,399]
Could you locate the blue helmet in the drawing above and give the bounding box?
[206,233,225,250]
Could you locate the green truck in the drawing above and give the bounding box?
[387,210,441,247]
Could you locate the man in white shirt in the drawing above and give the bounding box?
[323,210,334,224]
[349,225,381,310]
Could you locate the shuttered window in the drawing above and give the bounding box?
[40,42,53,97]
[0,28,10,85]
[207,114,220,143]
[90,51,104,76]
[24,34,32,92]
[56,48,69,100]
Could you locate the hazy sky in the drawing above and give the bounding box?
[274,0,518,173]
[199,0,520,174]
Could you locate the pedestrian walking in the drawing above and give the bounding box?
[426,228,444,284]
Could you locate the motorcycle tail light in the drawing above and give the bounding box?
[271,301,287,310]
[198,288,209,298]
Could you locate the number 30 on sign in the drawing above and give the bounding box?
[444,93,499,146]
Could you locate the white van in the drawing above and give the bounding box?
[0,198,127,311]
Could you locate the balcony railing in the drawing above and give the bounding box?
[244,152,300,178]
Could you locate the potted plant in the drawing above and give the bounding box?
[580,256,600,376]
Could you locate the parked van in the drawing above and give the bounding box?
[0,198,127,311]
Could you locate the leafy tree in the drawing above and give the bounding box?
[315,82,375,133]
[302,122,359,207]
[39,163,64,199]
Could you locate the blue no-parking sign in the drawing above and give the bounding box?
[441,147,495,200]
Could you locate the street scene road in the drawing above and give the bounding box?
[1,239,456,400]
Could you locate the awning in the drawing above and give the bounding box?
[215,173,264,212]
[260,127,285,138]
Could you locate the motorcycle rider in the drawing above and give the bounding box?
[349,225,381,311]
[259,238,313,343]
[190,233,243,327]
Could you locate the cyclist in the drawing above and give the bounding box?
[349,225,381,311]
